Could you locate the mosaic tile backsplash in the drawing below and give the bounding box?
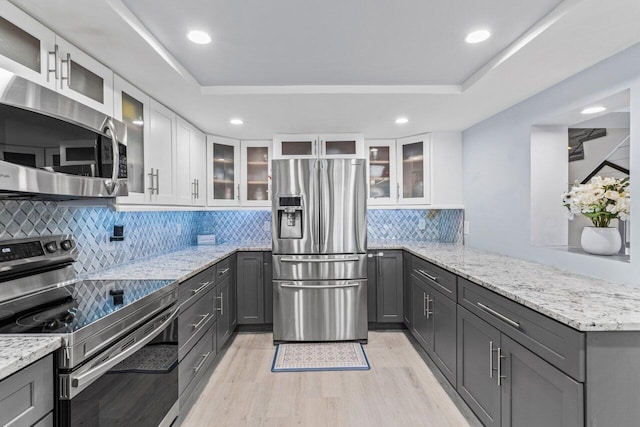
[198,209,464,244]
[0,201,199,275]
[0,201,463,275]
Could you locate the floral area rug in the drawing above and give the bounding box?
[271,342,370,372]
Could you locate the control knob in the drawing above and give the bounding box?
[60,240,73,251]
[44,242,57,253]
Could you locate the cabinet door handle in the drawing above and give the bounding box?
[237,183,240,200]
[423,292,427,317]
[191,281,212,295]
[489,341,499,378]
[60,52,71,88]
[196,179,200,199]
[193,352,211,373]
[155,169,160,194]
[190,313,210,330]
[218,268,230,276]
[217,293,224,315]
[397,183,400,200]
[425,294,433,319]
[148,168,155,193]
[477,302,520,329]
[47,44,59,81]
[497,347,506,386]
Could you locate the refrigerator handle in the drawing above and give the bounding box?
[316,159,322,253]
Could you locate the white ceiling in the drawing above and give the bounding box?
[9,0,640,139]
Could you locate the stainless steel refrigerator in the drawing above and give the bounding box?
[272,158,368,343]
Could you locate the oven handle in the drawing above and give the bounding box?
[68,306,178,397]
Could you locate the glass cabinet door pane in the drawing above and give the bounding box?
[325,140,356,155]
[402,142,424,198]
[121,92,144,194]
[246,146,269,201]
[213,143,235,199]
[369,146,390,199]
[281,141,313,156]
[69,60,104,103]
[0,16,40,72]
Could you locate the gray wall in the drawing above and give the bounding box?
[462,42,640,286]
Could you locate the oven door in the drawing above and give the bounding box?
[57,306,179,427]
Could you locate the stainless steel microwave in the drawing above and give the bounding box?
[0,73,128,199]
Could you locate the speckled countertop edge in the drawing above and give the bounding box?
[0,336,61,381]
[85,241,640,332]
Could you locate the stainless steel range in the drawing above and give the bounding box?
[0,235,179,427]
[272,158,368,343]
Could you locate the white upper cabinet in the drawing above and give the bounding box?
[273,134,318,159]
[114,75,150,205]
[207,135,240,206]
[365,139,397,206]
[319,134,365,158]
[148,100,177,205]
[54,37,114,115]
[240,140,272,207]
[0,2,56,90]
[0,4,113,115]
[430,132,463,207]
[273,133,364,159]
[175,117,206,206]
[189,127,207,207]
[397,134,431,205]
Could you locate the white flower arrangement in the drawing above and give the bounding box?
[562,176,630,227]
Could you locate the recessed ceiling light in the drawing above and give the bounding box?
[465,30,491,44]
[395,117,409,124]
[131,120,144,126]
[230,118,243,125]
[187,30,211,44]
[581,106,607,115]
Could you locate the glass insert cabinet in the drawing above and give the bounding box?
[397,134,431,205]
[366,140,397,205]
[273,134,364,159]
[240,140,272,207]
[207,136,240,206]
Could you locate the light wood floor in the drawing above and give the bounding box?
[182,332,475,427]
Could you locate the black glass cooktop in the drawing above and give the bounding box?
[0,279,174,334]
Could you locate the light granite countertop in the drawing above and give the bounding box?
[84,240,640,332]
[0,336,61,381]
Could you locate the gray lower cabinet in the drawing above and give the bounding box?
[375,251,403,323]
[367,251,378,323]
[0,354,53,427]
[412,272,457,385]
[457,306,583,427]
[263,252,273,325]
[229,254,238,329]
[403,251,412,327]
[215,275,232,350]
[501,335,583,427]
[457,306,501,427]
[236,252,265,324]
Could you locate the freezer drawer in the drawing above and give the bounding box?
[273,279,368,342]
[273,254,367,281]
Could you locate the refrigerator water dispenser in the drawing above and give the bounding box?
[277,196,303,239]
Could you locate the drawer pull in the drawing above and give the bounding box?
[193,352,211,374]
[418,269,438,282]
[477,302,521,329]
[190,313,210,330]
[191,281,212,295]
[218,267,230,276]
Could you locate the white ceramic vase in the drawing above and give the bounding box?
[580,226,621,256]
